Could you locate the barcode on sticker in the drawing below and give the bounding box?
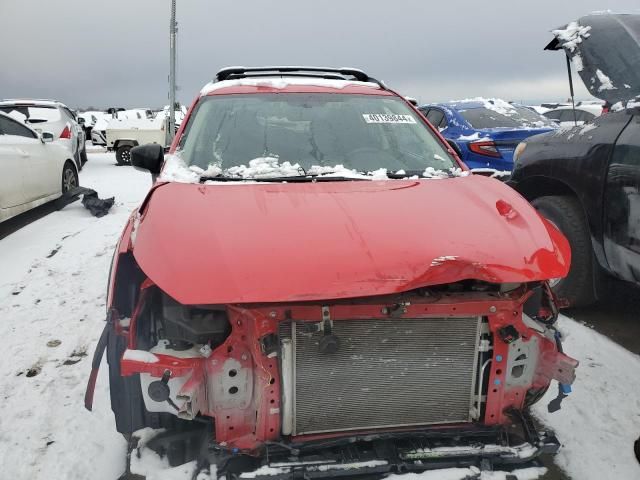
[363,114,417,124]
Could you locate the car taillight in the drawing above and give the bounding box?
[469,140,501,158]
[59,125,72,139]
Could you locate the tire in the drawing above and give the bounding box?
[532,195,595,307]
[116,145,132,166]
[61,162,79,194]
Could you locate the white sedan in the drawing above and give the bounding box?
[0,112,79,223]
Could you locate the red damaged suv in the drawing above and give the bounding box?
[86,67,577,478]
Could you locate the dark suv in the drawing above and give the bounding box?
[509,13,640,307]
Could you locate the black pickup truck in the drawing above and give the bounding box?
[509,13,640,306]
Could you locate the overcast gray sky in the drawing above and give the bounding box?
[1,1,638,109]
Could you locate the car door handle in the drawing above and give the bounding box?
[15,148,30,157]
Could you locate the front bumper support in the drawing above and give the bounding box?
[122,411,560,479]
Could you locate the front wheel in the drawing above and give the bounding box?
[532,195,595,307]
[62,162,79,194]
[116,145,132,165]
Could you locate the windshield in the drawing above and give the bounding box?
[178,93,456,177]
[459,106,555,129]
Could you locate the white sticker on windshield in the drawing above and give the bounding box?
[362,114,417,124]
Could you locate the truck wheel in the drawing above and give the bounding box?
[116,145,132,166]
[532,195,595,307]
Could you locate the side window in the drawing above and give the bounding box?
[60,107,75,121]
[437,111,449,130]
[0,116,37,138]
[426,109,445,129]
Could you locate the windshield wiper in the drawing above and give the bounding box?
[199,169,454,183]
[199,174,369,183]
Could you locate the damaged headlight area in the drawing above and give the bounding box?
[86,266,578,478]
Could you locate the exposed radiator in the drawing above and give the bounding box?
[279,317,482,436]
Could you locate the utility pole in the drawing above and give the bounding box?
[168,0,177,141]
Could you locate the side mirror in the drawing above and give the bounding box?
[550,118,561,125]
[41,131,55,143]
[77,117,85,125]
[131,143,164,176]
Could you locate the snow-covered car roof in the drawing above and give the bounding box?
[424,98,536,117]
[0,99,69,109]
[547,13,640,104]
[546,104,603,115]
[200,76,385,96]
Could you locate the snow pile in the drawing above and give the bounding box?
[431,255,458,266]
[159,155,222,183]
[201,77,380,95]
[458,132,491,142]
[423,167,469,179]
[122,349,159,363]
[160,153,463,183]
[572,54,584,72]
[628,98,640,109]
[611,98,640,112]
[552,21,591,52]
[238,465,288,478]
[470,168,511,178]
[226,156,303,178]
[595,69,617,92]
[369,168,389,180]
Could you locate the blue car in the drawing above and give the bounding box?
[418,99,556,171]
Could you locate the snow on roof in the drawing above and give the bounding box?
[0,99,67,108]
[106,115,164,131]
[200,76,381,95]
[595,69,616,92]
[447,97,519,116]
[552,21,592,52]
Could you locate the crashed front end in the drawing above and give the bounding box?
[91,267,576,477]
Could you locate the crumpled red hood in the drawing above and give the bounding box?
[132,176,570,304]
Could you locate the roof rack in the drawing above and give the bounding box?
[214,66,386,89]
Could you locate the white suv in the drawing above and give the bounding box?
[0,100,87,170]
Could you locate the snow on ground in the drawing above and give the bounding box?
[0,151,150,479]
[533,316,640,480]
[0,151,639,479]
